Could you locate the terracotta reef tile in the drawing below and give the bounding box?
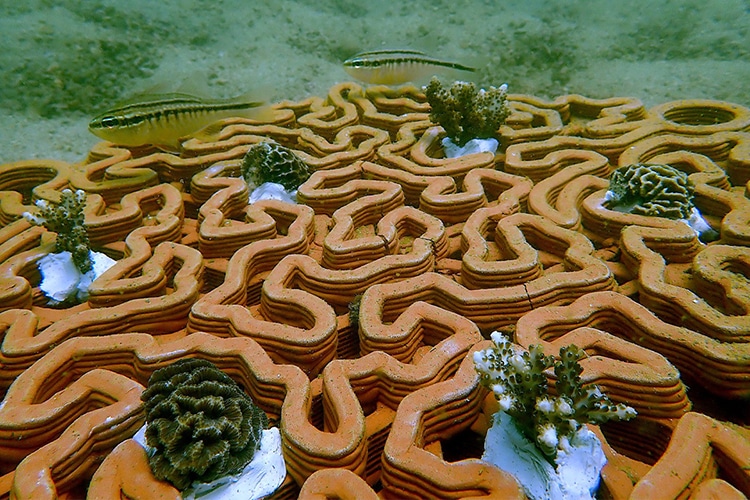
[614,131,750,243]
[503,94,649,146]
[182,115,389,173]
[321,203,445,272]
[692,480,749,500]
[73,144,160,204]
[500,96,565,146]
[580,190,708,251]
[377,122,497,177]
[588,424,652,500]
[380,340,525,499]
[0,222,53,312]
[518,288,750,399]
[621,225,750,348]
[192,163,286,258]
[650,99,750,134]
[2,83,750,499]
[460,211,615,294]
[503,125,662,183]
[355,158,452,207]
[85,183,185,250]
[691,244,750,316]
[513,290,691,418]
[0,240,203,389]
[631,412,750,498]
[695,183,750,247]
[298,468,379,500]
[295,82,362,138]
[76,140,279,203]
[188,201,340,375]
[348,84,429,133]
[526,149,610,230]
[0,159,72,226]
[87,439,180,499]
[0,332,308,498]
[617,131,746,188]
[284,330,479,486]
[296,161,405,218]
[418,167,532,225]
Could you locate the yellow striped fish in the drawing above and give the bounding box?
[89,92,271,150]
[343,49,475,85]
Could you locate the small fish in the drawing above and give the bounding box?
[343,49,475,85]
[89,92,270,150]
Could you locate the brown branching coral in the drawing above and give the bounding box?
[23,188,92,273]
[606,163,695,219]
[141,358,268,490]
[425,77,510,147]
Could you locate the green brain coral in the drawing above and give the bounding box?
[606,163,695,219]
[425,77,510,147]
[141,358,268,490]
[241,142,312,191]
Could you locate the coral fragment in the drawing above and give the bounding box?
[141,358,268,490]
[241,141,312,191]
[605,163,695,219]
[23,188,92,273]
[474,334,636,461]
[425,77,510,147]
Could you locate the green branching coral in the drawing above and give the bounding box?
[425,77,510,147]
[241,142,312,191]
[141,358,268,491]
[605,163,695,220]
[23,189,92,274]
[474,332,636,462]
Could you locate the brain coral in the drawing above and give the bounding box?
[141,358,268,490]
[241,141,312,191]
[606,163,695,219]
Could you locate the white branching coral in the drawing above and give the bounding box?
[474,332,636,462]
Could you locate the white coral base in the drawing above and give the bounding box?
[441,136,499,158]
[37,250,116,304]
[482,412,606,500]
[249,182,297,204]
[133,426,286,500]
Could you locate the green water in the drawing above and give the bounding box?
[1,0,749,163]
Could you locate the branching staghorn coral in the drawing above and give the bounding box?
[425,77,510,147]
[241,141,312,191]
[141,358,268,490]
[474,332,636,462]
[605,163,695,219]
[23,188,92,274]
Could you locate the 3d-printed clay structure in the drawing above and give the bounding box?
[1,82,750,499]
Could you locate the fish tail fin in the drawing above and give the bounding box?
[192,122,226,143]
[238,103,276,123]
[454,53,488,83]
[230,87,276,122]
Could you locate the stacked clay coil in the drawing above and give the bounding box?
[0,81,749,499]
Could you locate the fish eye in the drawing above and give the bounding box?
[100,116,120,128]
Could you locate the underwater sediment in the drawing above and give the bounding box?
[0,82,749,498]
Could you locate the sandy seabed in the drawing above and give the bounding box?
[1,0,749,164]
